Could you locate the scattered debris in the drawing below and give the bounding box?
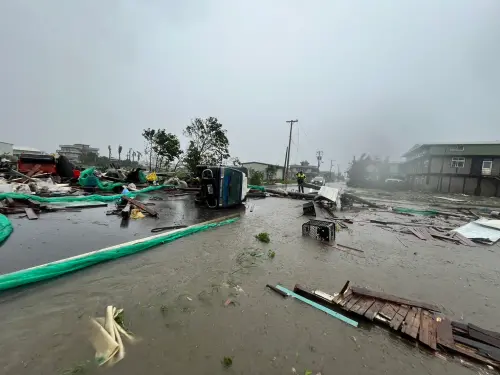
[302,220,335,242]
[255,232,270,243]
[274,284,358,327]
[150,225,188,233]
[121,196,158,217]
[452,219,500,245]
[266,284,288,297]
[88,306,136,366]
[303,280,500,369]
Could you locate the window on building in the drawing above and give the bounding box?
[451,157,465,168]
[482,160,492,176]
[423,160,429,168]
[449,145,464,152]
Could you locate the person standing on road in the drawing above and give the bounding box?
[296,170,306,193]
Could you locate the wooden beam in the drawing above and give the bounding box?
[121,196,158,217]
[350,286,441,312]
[24,207,39,220]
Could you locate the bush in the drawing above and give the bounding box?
[249,170,264,186]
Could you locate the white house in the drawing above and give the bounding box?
[241,162,285,180]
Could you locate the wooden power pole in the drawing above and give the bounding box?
[285,119,298,180]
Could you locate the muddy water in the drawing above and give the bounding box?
[0,193,499,374]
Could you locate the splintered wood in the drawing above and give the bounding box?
[324,281,500,369]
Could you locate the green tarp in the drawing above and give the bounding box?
[0,214,13,244]
[0,217,238,291]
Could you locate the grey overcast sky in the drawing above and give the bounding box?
[1,1,499,170]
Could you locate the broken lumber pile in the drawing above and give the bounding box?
[295,281,500,369]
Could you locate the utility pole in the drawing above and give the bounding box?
[285,119,298,181]
[282,146,289,181]
[316,150,324,169]
[329,159,336,181]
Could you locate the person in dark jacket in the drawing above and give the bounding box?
[296,170,306,193]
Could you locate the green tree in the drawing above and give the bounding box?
[79,151,98,165]
[300,160,310,166]
[183,117,230,174]
[142,128,156,170]
[248,169,264,185]
[118,145,123,161]
[265,165,277,180]
[152,130,183,170]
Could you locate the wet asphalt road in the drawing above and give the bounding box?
[0,187,499,375]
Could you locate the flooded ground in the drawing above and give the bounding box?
[0,187,499,375]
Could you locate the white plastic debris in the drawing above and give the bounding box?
[89,306,137,366]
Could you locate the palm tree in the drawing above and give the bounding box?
[108,145,111,160]
[132,151,136,162]
[136,151,142,162]
[128,148,133,160]
[118,145,122,161]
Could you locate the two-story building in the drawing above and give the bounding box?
[56,144,99,164]
[402,142,500,197]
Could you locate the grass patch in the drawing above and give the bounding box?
[255,232,270,243]
[268,250,276,259]
[222,356,233,368]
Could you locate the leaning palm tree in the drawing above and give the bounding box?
[118,145,122,161]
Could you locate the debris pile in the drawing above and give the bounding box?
[268,280,500,370]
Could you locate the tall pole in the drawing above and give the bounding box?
[329,159,336,181]
[283,146,289,181]
[285,119,298,181]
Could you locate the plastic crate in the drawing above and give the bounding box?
[302,219,335,242]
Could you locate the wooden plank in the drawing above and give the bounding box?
[339,290,353,307]
[6,198,15,207]
[25,164,41,177]
[354,298,375,315]
[469,323,500,340]
[339,280,350,295]
[121,196,158,217]
[344,295,360,311]
[409,227,426,240]
[350,286,441,312]
[452,232,476,247]
[469,325,500,349]
[454,335,500,362]
[428,317,437,350]
[349,297,367,313]
[378,303,399,320]
[418,228,433,241]
[390,305,409,331]
[401,307,415,335]
[364,300,386,321]
[24,207,38,220]
[419,310,432,347]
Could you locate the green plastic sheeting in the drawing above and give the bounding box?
[0,185,170,204]
[0,217,238,291]
[393,207,439,216]
[79,167,124,191]
[248,185,265,192]
[0,214,13,244]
